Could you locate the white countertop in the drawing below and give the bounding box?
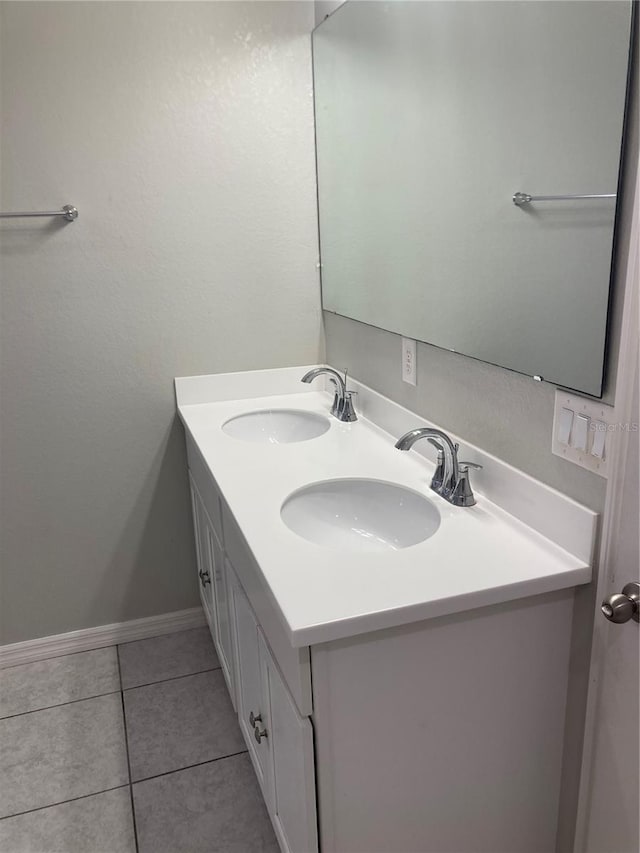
[177,368,594,647]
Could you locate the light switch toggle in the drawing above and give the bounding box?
[591,421,607,459]
[558,408,574,445]
[572,413,590,452]
[552,389,611,477]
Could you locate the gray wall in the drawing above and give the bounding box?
[0,1,323,645]
[326,314,609,511]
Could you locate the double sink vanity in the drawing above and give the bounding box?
[170,3,629,849]
[175,365,597,853]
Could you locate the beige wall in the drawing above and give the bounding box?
[0,1,323,644]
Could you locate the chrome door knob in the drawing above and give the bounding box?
[601,582,639,624]
[249,711,262,727]
[199,569,211,586]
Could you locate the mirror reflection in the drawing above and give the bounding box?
[313,1,633,396]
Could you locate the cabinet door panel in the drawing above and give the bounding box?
[222,501,313,716]
[207,529,235,703]
[186,436,223,542]
[260,634,318,853]
[189,476,214,630]
[231,578,273,805]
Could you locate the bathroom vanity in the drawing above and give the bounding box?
[175,366,596,853]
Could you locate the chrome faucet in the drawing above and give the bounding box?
[395,427,482,506]
[301,367,358,422]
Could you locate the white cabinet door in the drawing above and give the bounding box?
[207,528,235,703]
[190,473,236,708]
[229,566,318,853]
[231,575,274,806]
[259,633,318,853]
[189,475,215,631]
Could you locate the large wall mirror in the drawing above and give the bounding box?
[313,1,633,397]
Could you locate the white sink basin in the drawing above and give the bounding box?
[222,409,330,444]
[281,479,441,552]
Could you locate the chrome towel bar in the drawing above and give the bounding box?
[513,192,616,206]
[0,204,78,222]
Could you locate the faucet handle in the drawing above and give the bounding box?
[451,462,482,507]
[458,461,483,472]
[338,390,358,422]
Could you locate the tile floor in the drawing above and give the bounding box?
[0,627,279,852]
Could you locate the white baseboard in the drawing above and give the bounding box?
[0,607,206,669]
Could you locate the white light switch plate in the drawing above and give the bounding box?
[552,389,614,477]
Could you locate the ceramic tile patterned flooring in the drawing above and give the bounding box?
[0,628,279,852]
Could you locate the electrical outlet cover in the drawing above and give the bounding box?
[402,337,417,386]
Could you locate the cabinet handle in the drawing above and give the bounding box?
[249,711,262,727]
[254,724,268,744]
[199,569,211,587]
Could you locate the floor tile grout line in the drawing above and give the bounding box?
[128,783,138,851]
[0,753,251,824]
[115,643,123,693]
[0,689,122,721]
[117,646,140,853]
[131,750,250,786]
[122,665,220,692]
[0,785,130,822]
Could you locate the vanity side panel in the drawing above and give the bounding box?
[311,589,574,853]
